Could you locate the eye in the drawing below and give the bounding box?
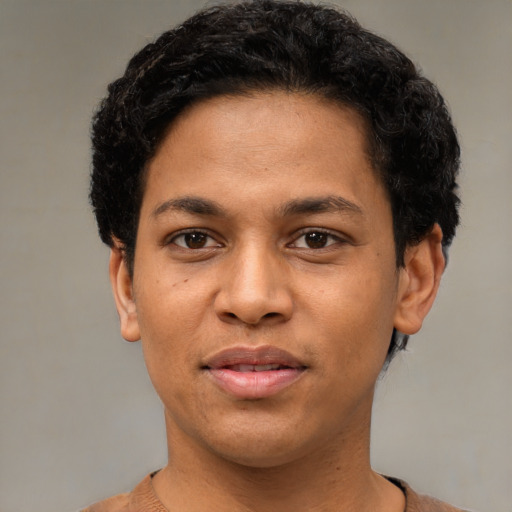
[171,231,221,249]
[290,230,342,249]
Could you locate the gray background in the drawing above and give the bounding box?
[1,1,510,511]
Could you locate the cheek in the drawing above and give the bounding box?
[302,264,398,362]
[134,275,210,378]
[137,296,203,424]
[136,264,212,332]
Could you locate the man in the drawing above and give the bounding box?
[84,1,466,510]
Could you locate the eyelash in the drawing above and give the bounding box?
[168,229,222,250]
[167,228,346,251]
[288,229,346,250]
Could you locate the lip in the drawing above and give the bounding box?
[203,345,307,399]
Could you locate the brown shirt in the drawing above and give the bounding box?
[81,473,470,512]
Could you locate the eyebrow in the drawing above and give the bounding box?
[279,196,363,217]
[151,194,363,220]
[151,196,225,218]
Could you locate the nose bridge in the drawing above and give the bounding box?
[215,239,292,325]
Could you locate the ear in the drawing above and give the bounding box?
[109,246,141,342]
[394,224,446,335]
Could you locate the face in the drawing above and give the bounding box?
[111,91,437,469]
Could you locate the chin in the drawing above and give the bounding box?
[212,443,306,469]
[200,415,319,469]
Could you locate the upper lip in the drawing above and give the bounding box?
[203,345,307,370]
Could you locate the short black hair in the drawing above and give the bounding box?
[90,0,460,361]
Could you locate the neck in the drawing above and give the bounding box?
[152,408,404,512]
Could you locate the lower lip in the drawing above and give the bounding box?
[206,368,305,399]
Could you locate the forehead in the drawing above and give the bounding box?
[143,91,388,220]
[162,91,372,157]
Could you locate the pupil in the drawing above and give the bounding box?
[306,232,327,248]
[185,233,207,249]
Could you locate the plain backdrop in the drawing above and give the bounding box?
[1,1,511,511]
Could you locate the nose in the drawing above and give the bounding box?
[214,244,293,326]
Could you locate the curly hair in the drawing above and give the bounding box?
[90,0,460,361]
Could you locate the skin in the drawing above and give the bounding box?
[110,91,445,511]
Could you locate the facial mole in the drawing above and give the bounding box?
[184,279,189,283]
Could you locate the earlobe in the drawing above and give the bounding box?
[393,224,446,335]
[109,246,141,342]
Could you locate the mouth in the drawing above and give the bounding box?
[203,346,307,400]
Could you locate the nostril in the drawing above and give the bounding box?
[219,310,282,325]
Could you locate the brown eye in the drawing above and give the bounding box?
[172,231,220,249]
[184,232,207,248]
[304,232,328,248]
[290,230,342,249]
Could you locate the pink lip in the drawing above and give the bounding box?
[203,345,307,399]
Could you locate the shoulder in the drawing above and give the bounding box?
[389,477,473,512]
[80,492,130,512]
[80,473,165,512]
